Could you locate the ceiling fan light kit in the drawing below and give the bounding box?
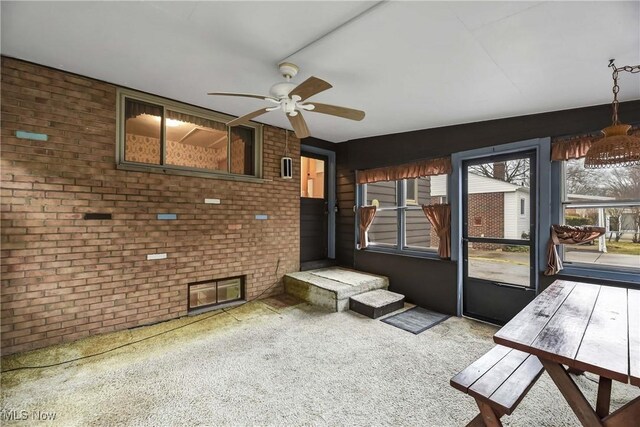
[208,62,365,139]
[584,60,640,169]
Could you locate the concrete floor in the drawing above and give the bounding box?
[1,297,638,426]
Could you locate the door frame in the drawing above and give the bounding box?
[461,150,537,324]
[450,138,552,317]
[301,144,336,259]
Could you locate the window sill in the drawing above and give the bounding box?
[359,245,446,261]
[117,163,271,184]
[559,264,640,285]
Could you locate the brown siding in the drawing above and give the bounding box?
[0,57,301,355]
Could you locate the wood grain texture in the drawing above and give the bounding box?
[488,355,544,415]
[628,289,640,387]
[450,345,512,392]
[288,113,310,139]
[529,283,600,365]
[602,397,640,427]
[308,103,365,121]
[540,359,602,427]
[494,280,576,351]
[596,377,612,418]
[476,400,504,427]
[207,92,275,101]
[574,286,628,383]
[228,108,270,126]
[468,350,529,401]
[289,77,332,102]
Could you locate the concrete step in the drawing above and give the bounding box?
[349,289,405,319]
[284,267,388,312]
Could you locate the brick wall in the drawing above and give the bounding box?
[0,57,301,355]
[467,192,504,250]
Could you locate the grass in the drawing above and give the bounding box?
[603,241,640,255]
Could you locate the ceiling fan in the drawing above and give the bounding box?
[208,62,365,139]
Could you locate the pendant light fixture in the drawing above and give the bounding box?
[584,60,640,168]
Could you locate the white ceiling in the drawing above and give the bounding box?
[2,1,639,142]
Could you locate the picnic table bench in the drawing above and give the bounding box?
[451,345,543,426]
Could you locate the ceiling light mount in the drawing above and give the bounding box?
[584,60,640,168]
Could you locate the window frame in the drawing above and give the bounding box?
[552,159,640,282]
[406,178,419,205]
[116,88,264,181]
[358,177,448,259]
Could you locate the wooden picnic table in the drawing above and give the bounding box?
[493,280,640,427]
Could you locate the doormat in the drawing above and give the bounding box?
[381,306,449,334]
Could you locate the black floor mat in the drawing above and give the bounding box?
[381,306,449,334]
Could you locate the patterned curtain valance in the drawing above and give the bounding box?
[551,126,640,161]
[356,157,452,184]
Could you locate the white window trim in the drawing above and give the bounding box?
[116,88,264,180]
[406,178,419,205]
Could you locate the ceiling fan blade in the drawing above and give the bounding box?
[288,113,310,139]
[307,103,365,121]
[288,77,332,101]
[208,92,277,102]
[227,108,270,127]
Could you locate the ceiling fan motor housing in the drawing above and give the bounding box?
[269,81,296,99]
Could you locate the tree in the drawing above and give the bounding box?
[469,159,530,186]
[605,165,640,243]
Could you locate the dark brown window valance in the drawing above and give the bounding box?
[356,157,451,184]
[167,110,227,131]
[551,126,640,161]
[125,99,162,121]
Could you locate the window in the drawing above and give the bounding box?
[406,179,418,205]
[301,156,325,198]
[561,158,640,271]
[118,89,262,178]
[360,174,448,254]
[520,198,526,216]
[188,276,244,311]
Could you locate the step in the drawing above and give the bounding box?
[284,267,389,312]
[349,289,405,319]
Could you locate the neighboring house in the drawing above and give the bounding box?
[431,174,530,241]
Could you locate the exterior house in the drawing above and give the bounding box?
[431,174,530,241]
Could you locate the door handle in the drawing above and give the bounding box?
[493,282,533,291]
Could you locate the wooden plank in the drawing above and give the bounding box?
[574,286,628,383]
[528,283,600,365]
[494,280,576,350]
[603,396,640,427]
[465,413,485,427]
[628,289,640,387]
[468,349,529,400]
[540,359,602,427]
[488,355,544,415]
[450,345,512,393]
[476,400,504,427]
[596,377,612,418]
